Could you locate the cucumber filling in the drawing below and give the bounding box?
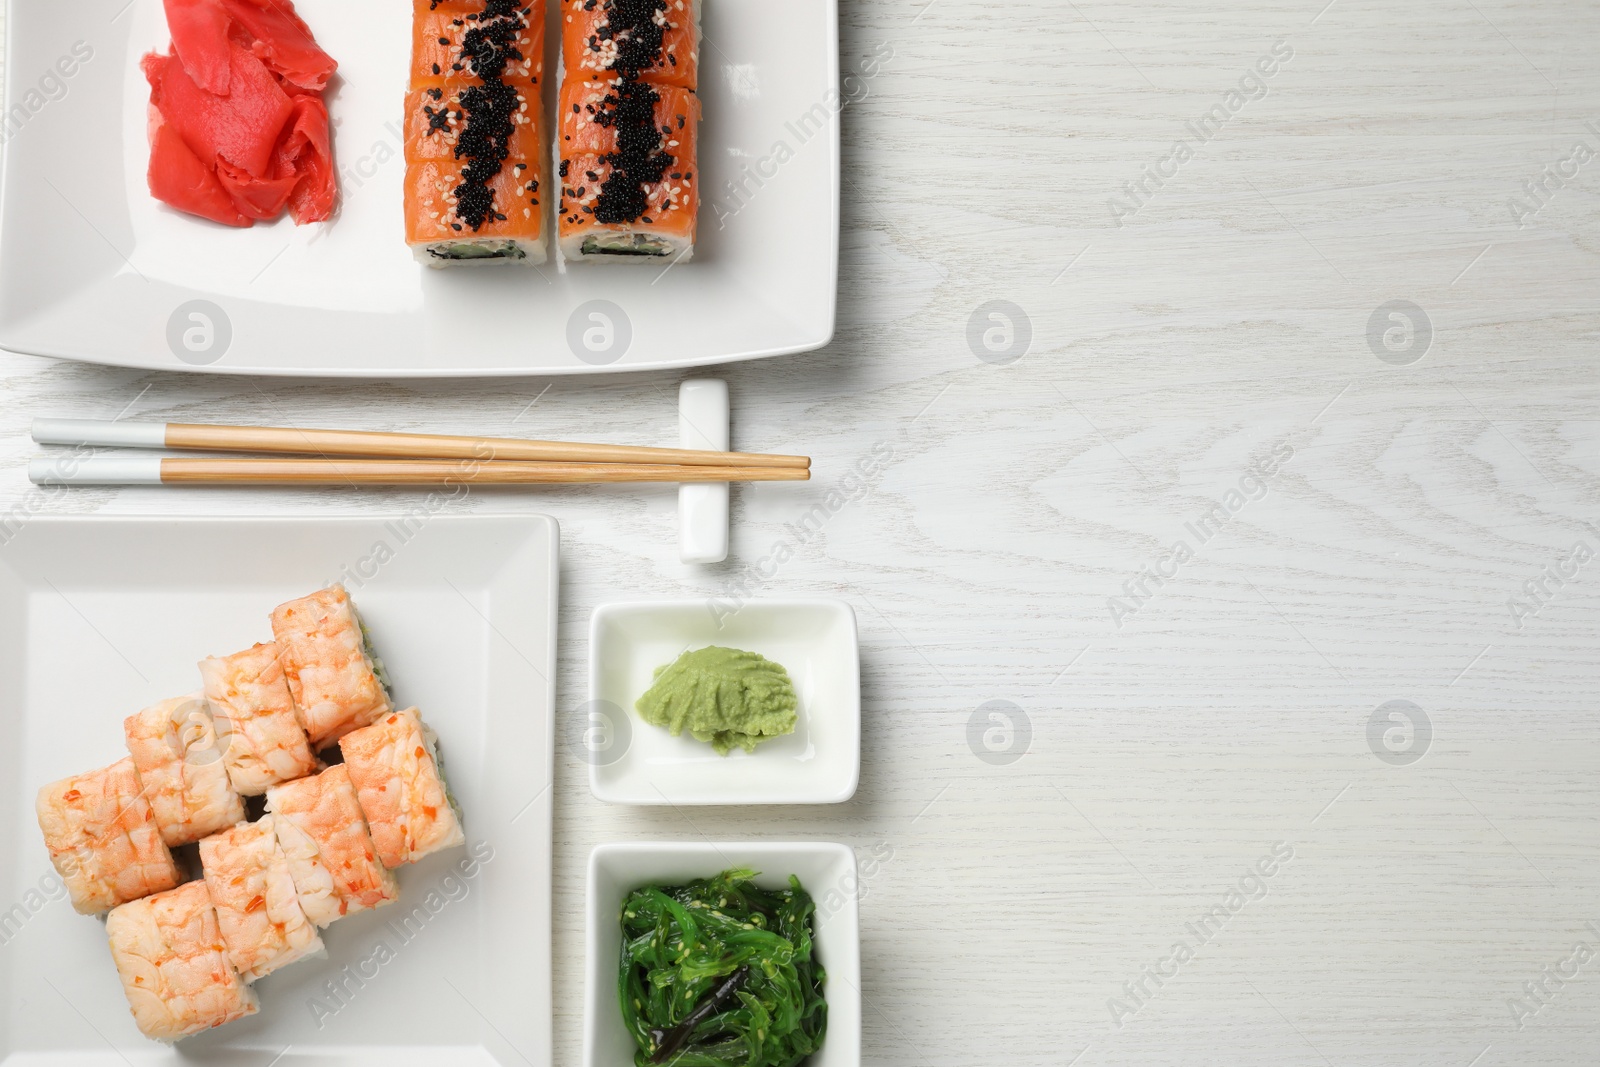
[580,233,673,257]
[428,240,526,261]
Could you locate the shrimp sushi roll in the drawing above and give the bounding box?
[270,585,392,746]
[557,77,698,260]
[199,642,318,796]
[339,707,465,868]
[36,758,181,915]
[106,881,258,1042]
[123,694,245,847]
[199,818,323,982]
[405,0,547,266]
[265,765,399,927]
[560,0,699,90]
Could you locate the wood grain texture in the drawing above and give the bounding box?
[2,0,1598,1064]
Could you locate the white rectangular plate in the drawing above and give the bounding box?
[0,0,838,376]
[0,514,557,1066]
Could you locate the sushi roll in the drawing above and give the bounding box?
[106,881,258,1042]
[199,818,324,982]
[338,707,465,868]
[36,758,181,915]
[556,76,699,260]
[560,0,699,89]
[123,694,246,847]
[404,0,547,266]
[265,765,399,927]
[199,642,318,796]
[270,585,392,746]
[412,0,544,86]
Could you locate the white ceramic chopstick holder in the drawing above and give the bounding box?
[677,380,729,564]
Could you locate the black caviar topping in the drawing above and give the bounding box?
[589,0,670,79]
[447,0,531,231]
[590,78,673,224]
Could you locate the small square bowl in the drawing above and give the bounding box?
[584,842,862,1067]
[587,598,860,805]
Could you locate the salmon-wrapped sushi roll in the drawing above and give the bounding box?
[266,765,399,927]
[200,642,317,796]
[106,881,258,1042]
[405,0,547,265]
[557,77,698,260]
[339,707,465,868]
[123,694,245,847]
[403,85,546,265]
[270,585,392,746]
[413,0,544,87]
[199,818,323,982]
[36,758,181,914]
[560,0,699,89]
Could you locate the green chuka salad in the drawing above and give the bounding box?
[618,868,827,1067]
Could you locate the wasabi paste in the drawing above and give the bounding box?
[635,646,798,755]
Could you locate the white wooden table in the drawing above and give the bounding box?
[3,1,1598,1064]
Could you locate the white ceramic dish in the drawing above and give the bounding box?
[583,841,860,1067]
[0,514,557,1066]
[587,599,860,805]
[0,0,839,376]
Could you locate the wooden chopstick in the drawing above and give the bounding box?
[29,456,810,487]
[30,418,809,470]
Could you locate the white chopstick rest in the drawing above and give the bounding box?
[678,380,729,564]
[32,418,168,449]
[30,455,165,485]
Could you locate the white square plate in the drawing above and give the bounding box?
[0,0,838,376]
[583,842,860,1067]
[587,598,860,805]
[0,514,558,1066]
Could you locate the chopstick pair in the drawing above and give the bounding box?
[28,419,811,486]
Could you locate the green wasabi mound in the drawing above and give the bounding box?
[635,646,798,756]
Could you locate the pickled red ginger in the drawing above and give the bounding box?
[143,0,337,227]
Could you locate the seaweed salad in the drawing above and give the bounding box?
[618,868,828,1066]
